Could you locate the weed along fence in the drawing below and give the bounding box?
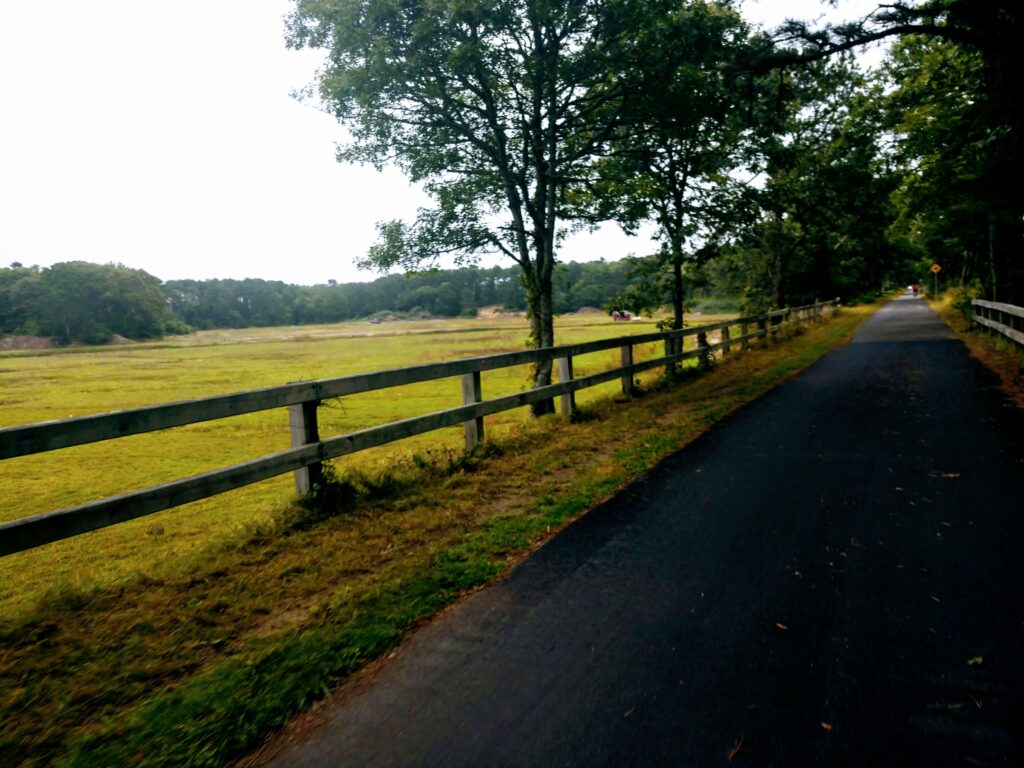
[0,300,839,558]
[972,299,1024,349]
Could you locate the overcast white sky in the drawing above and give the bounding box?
[0,1,882,286]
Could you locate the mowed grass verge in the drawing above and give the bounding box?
[0,305,875,767]
[930,296,1024,408]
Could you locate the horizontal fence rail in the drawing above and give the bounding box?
[972,299,1024,348]
[0,300,839,557]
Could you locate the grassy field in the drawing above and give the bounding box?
[0,305,876,767]
[0,312,689,614]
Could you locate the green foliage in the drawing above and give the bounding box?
[287,0,665,372]
[592,1,754,328]
[0,260,661,341]
[0,262,174,343]
[768,1,1024,304]
[714,57,902,309]
[601,254,669,317]
[687,296,741,314]
[161,261,642,329]
[946,281,984,318]
[884,32,1022,301]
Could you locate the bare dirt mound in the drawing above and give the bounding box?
[476,305,526,318]
[0,335,56,350]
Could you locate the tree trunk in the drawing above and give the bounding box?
[988,212,997,301]
[529,269,556,417]
[671,243,685,331]
[771,250,784,309]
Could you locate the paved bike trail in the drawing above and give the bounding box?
[262,297,1024,766]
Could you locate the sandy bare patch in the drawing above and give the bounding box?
[0,335,56,350]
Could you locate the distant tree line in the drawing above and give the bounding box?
[162,260,639,330]
[0,258,665,343]
[0,261,186,344]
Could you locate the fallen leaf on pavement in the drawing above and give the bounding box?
[726,737,744,762]
[967,656,984,666]
[820,722,833,731]
[776,622,788,630]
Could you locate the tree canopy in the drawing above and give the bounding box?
[0,262,176,344]
[0,259,652,344]
[592,0,752,329]
[288,0,671,410]
[763,0,1023,302]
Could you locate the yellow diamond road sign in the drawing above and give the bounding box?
[930,263,942,274]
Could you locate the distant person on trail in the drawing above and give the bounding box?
[912,283,920,296]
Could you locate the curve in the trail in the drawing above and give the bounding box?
[263,296,1024,767]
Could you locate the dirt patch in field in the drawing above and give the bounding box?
[477,305,527,319]
[0,335,56,350]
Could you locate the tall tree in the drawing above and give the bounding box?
[287,0,649,411]
[752,58,900,306]
[594,0,751,330]
[883,33,1016,298]
[761,1,1023,302]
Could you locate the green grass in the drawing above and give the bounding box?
[0,313,673,611]
[0,305,877,767]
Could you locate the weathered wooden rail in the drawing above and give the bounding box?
[972,299,1024,349]
[0,300,839,557]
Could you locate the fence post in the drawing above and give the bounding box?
[557,356,575,419]
[461,371,484,451]
[697,331,711,369]
[621,344,636,396]
[740,322,750,351]
[757,316,768,343]
[289,400,322,494]
[663,334,680,377]
[721,325,732,356]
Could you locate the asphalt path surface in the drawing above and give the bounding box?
[264,297,1024,766]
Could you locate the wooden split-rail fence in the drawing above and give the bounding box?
[972,299,1024,349]
[0,300,839,558]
